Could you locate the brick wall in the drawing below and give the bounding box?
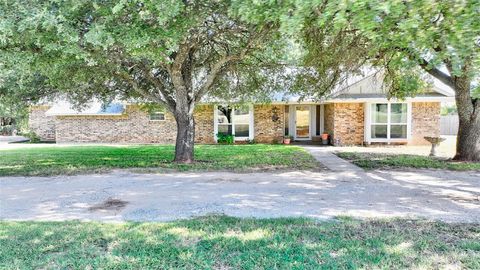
[54,105,215,144]
[325,102,440,146]
[31,102,439,145]
[411,102,441,145]
[323,104,334,136]
[193,105,215,144]
[254,104,285,143]
[29,106,56,141]
[30,104,285,144]
[324,103,364,145]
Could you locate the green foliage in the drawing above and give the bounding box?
[271,138,282,145]
[0,144,319,176]
[216,133,235,144]
[1,217,479,269]
[294,0,480,98]
[138,103,166,115]
[0,125,14,136]
[22,131,41,143]
[473,85,480,99]
[0,0,284,108]
[0,98,30,133]
[441,105,458,116]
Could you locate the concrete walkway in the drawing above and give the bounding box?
[301,146,364,172]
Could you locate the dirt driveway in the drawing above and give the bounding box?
[1,169,479,223]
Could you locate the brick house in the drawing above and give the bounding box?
[29,73,454,145]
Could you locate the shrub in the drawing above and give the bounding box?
[0,125,15,136]
[272,138,281,144]
[217,133,235,144]
[23,131,41,143]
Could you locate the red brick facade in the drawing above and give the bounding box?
[253,105,285,143]
[28,106,56,141]
[29,102,441,145]
[411,102,441,145]
[30,105,215,144]
[323,103,365,145]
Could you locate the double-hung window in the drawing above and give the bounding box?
[370,103,409,140]
[215,105,253,140]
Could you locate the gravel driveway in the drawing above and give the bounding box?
[1,169,479,223]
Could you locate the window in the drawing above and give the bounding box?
[371,104,388,138]
[149,111,165,121]
[217,106,233,135]
[215,105,252,140]
[370,103,408,140]
[390,103,408,138]
[234,107,250,137]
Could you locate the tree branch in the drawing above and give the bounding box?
[418,58,455,89]
[137,64,177,111]
[194,24,273,102]
[386,45,455,89]
[116,70,169,109]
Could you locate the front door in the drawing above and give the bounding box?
[295,105,310,140]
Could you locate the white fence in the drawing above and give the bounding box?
[440,115,459,135]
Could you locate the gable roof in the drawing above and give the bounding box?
[329,71,455,100]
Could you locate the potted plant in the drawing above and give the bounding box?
[283,135,293,144]
[321,133,329,145]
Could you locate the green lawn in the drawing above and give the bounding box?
[336,152,480,171]
[0,144,319,176]
[1,216,478,269]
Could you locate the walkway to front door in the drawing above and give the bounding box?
[300,146,364,172]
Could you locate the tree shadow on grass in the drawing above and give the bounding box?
[1,215,479,269]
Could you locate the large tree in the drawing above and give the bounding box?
[296,0,480,161]
[0,0,280,163]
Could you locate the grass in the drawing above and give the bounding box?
[0,144,320,176]
[1,216,478,269]
[336,152,480,171]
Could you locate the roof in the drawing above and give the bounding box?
[42,71,455,114]
[45,101,125,116]
[329,71,455,100]
[332,92,448,99]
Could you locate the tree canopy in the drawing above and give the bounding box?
[1,1,287,106]
[293,0,480,160]
[1,0,479,160]
[0,0,289,162]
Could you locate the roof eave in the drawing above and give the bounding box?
[325,96,455,103]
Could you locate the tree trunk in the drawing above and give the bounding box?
[455,114,480,161]
[452,78,480,161]
[173,110,195,163]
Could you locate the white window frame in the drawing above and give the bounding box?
[213,104,254,141]
[364,102,412,143]
[149,110,166,121]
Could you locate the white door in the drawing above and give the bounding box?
[295,105,311,140]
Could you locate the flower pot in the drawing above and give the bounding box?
[321,133,329,140]
[283,138,291,144]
